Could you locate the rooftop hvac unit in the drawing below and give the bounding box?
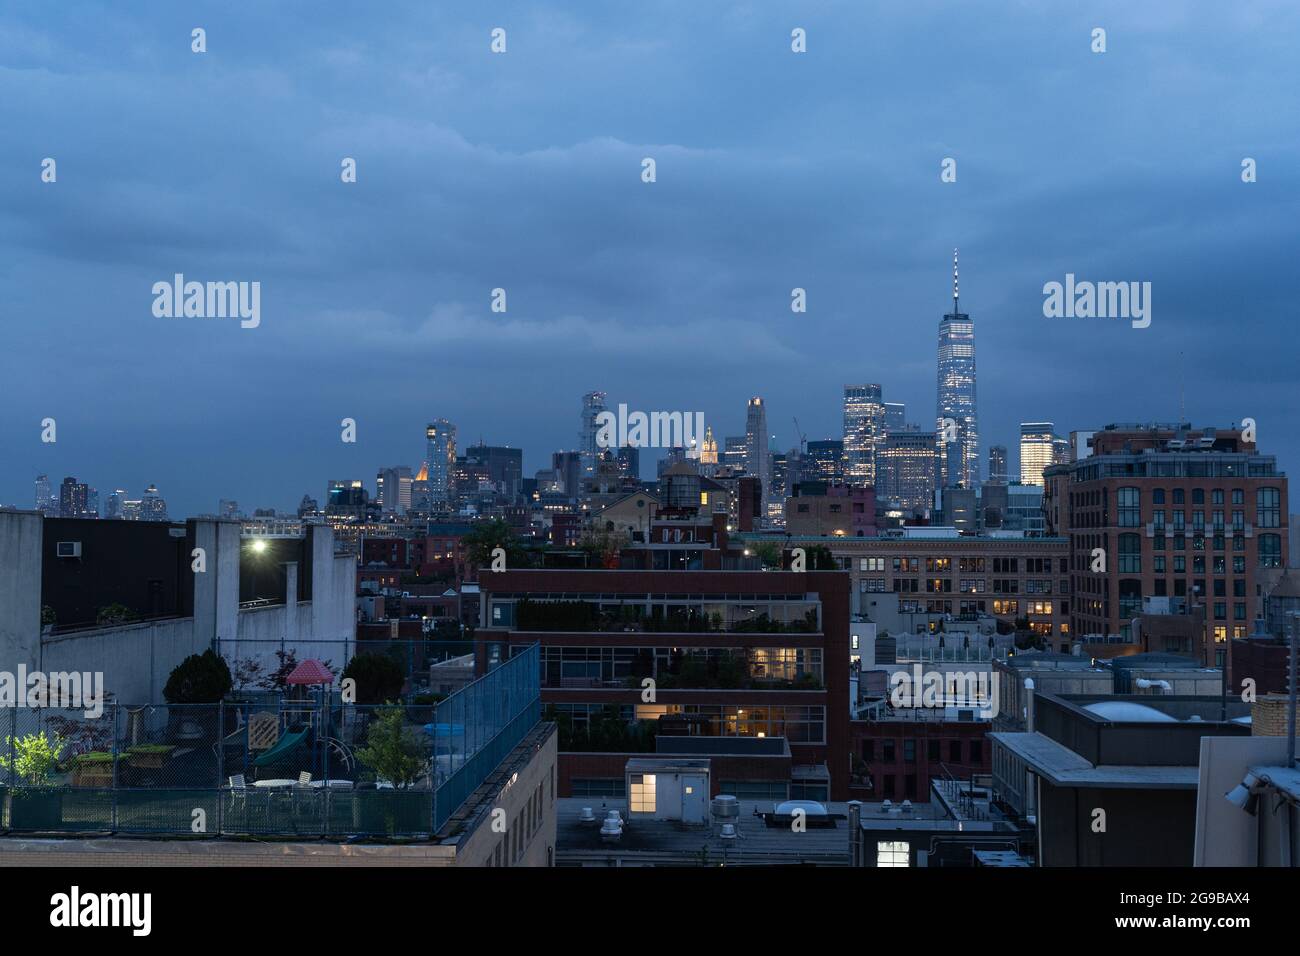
[719,823,738,840]
[711,795,740,820]
[56,541,81,559]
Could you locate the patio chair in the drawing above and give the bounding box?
[297,771,312,787]
[228,774,249,818]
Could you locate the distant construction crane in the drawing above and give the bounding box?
[792,417,807,455]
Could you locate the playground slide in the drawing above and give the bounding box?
[253,727,310,768]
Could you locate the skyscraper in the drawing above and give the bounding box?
[1019,422,1056,486]
[744,397,771,518]
[376,466,414,514]
[805,440,844,483]
[58,477,91,518]
[988,445,1008,484]
[935,249,979,489]
[843,384,885,486]
[425,419,457,508]
[578,392,607,487]
[139,483,168,521]
[34,475,55,514]
[884,402,906,433]
[876,429,938,512]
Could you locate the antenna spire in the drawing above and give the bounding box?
[952,248,960,312]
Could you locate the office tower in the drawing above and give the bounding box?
[139,484,168,521]
[1019,422,1056,486]
[884,403,906,433]
[988,446,1008,484]
[297,494,320,517]
[326,479,368,518]
[723,435,747,471]
[376,466,414,515]
[425,419,457,508]
[86,487,99,518]
[935,249,979,489]
[805,440,844,483]
[1045,423,1289,655]
[34,475,55,513]
[465,445,524,501]
[1053,435,1072,466]
[104,489,128,519]
[552,451,583,499]
[876,429,938,512]
[578,392,608,486]
[843,384,885,486]
[121,498,143,521]
[744,397,771,517]
[615,444,640,482]
[218,499,241,518]
[58,477,90,518]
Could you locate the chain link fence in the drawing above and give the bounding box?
[0,644,539,839]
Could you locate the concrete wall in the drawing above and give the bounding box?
[40,617,200,703]
[0,511,42,674]
[1194,734,1299,866]
[453,726,557,867]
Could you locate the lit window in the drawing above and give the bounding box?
[877,840,909,867]
[629,774,656,813]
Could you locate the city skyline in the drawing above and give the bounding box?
[5,2,1298,518]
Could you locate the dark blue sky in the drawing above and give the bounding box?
[4,1,1298,516]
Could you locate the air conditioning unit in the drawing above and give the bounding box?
[56,541,82,559]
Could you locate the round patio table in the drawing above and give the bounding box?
[251,779,297,789]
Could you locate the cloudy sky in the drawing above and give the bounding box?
[3,1,1298,516]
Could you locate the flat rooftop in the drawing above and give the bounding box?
[554,798,850,866]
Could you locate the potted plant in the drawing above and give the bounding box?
[69,751,114,788]
[353,705,428,836]
[123,744,175,770]
[1,731,66,829]
[41,605,56,636]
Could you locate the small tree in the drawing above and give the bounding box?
[163,649,233,704]
[342,652,406,704]
[355,705,425,788]
[0,731,66,785]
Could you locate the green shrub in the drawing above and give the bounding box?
[163,649,233,703]
[342,653,406,704]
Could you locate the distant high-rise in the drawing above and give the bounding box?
[219,499,241,518]
[578,392,607,487]
[58,476,91,519]
[884,403,906,433]
[699,426,719,468]
[723,435,747,471]
[935,249,979,489]
[843,384,885,486]
[425,419,457,508]
[104,489,128,520]
[988,446,1008,484]
[877,429,938,512]
[376,466,414,515]
[744,397,771,517]
[466,445,524,500]
[34,475,56,514]
[805,440,844,483]
[139,483,168,521]
[1019,422,1056,486]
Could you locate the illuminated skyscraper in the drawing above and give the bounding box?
[425,419,457,508]
[988,445,1008,484]
[699,426,719,466]
[843,384,885,486]
[578,391,607,487]
[744,397,771,519]
[877,429,937,512]
[935,249,979,489]
[1019,422,1056,486]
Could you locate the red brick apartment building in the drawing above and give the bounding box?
[849,716,991,802]
[1044,424,1288,665]
[478,569,851,800]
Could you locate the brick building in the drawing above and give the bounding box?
[1043,423,1288,665]
[477,568,851,800]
